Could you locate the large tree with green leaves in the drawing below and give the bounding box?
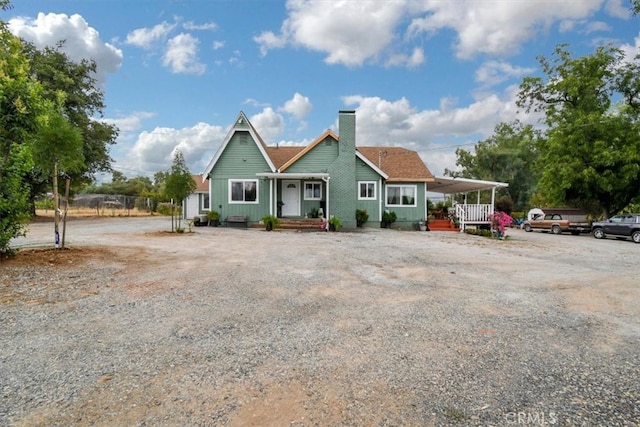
[446,121,541,211]
[164,150,196,231]
[517,44,640,217]
[0,9,41,257]
[22,41,118,211]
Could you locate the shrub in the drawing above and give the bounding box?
[328,216,342,231]
[382,210,397,223]
[355,209,369,227]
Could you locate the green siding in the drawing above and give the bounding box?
[285,136,339,173]
[208,131,272,224]
[382,182,427,229]
[355,157,382,225]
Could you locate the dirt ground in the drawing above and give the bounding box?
[2,215,639,426]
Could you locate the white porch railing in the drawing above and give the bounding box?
[455,204,494,231]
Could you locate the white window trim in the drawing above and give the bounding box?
[358,181,377,200]
[304,181,323,201]
[385,184,417,207]
[202,193,210,210]
[228,179,259,204]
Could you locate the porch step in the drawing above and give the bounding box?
[277,218,325,231]
[428,219,460,232]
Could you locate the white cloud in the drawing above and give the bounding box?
[124,123,227,177]
[254,30,287,56]
[250,108,286,143]
[475,61,536,87]
[604,0,631,19]
[620,33,640,62]
[101,111,156,136]
[385,47,425,68]
[255,0,613,67]
[8,12,122,84]
[212,40,225,50]
[255,0,410,67]
[409,0,603,59]
[125,21,176,49]
[183,21,217,31]
[280,93,312,119]
[583,21,612,33]
[163,33,206,75]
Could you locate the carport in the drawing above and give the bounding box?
[428,176,509,231]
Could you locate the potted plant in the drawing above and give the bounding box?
[381,210,397,228]
[207,210,220,227]
[261,214,279,231]
[328,216,342,232]
[355,209,369,227]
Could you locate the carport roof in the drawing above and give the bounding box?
[428,176,509,194]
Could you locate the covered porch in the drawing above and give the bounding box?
[428,176,509,232]
[256,172,331,219]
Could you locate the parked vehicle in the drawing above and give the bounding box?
[591,214,640,243]
[522,209,591,235]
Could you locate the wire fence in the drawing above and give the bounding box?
[38,194,163,216]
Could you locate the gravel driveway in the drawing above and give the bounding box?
[2,217,639,426]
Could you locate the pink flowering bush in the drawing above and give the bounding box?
[490,211,513,239]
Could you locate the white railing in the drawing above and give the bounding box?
[455,204,493,231]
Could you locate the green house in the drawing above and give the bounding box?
[201,110,435,229]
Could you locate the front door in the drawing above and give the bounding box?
[281,180,300,217]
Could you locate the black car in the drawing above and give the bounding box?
[591,214,640,243]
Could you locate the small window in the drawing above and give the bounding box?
[229,179,258,203]
[304,182,322,200]
[202,193,210,210]
[386,185,416,207]
[359,182,376,200]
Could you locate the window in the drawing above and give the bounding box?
[386,185,416,207]
[202,193,210,210]
[359,182,376,200]
[304,182,322,200]
[229,180,258,203]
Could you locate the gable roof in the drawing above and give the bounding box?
[191,174,208,192]
[266,146,305,169]
[202,111,276,180]
[357,147,434,183]
[279,130,339,172]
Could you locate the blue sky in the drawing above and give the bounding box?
[5,0,639,181]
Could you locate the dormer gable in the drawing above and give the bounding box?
[279,130,339,172]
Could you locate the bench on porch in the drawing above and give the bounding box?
[225,215,248,228]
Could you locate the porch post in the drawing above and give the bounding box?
[270,179,274,216]
[379,178,383,221]
[423,181,427,221]
[325,177,330,229]
[490,187,496,215]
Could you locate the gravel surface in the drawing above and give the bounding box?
[2,217,639,426]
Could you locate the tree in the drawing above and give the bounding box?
[446,121,541,211]
[517,44,640,217]
[0,16,41,257]
[164,150,196,231]
[22,41,118,212]
[32,97,85,248]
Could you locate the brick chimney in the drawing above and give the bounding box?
[328,110,357,228]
